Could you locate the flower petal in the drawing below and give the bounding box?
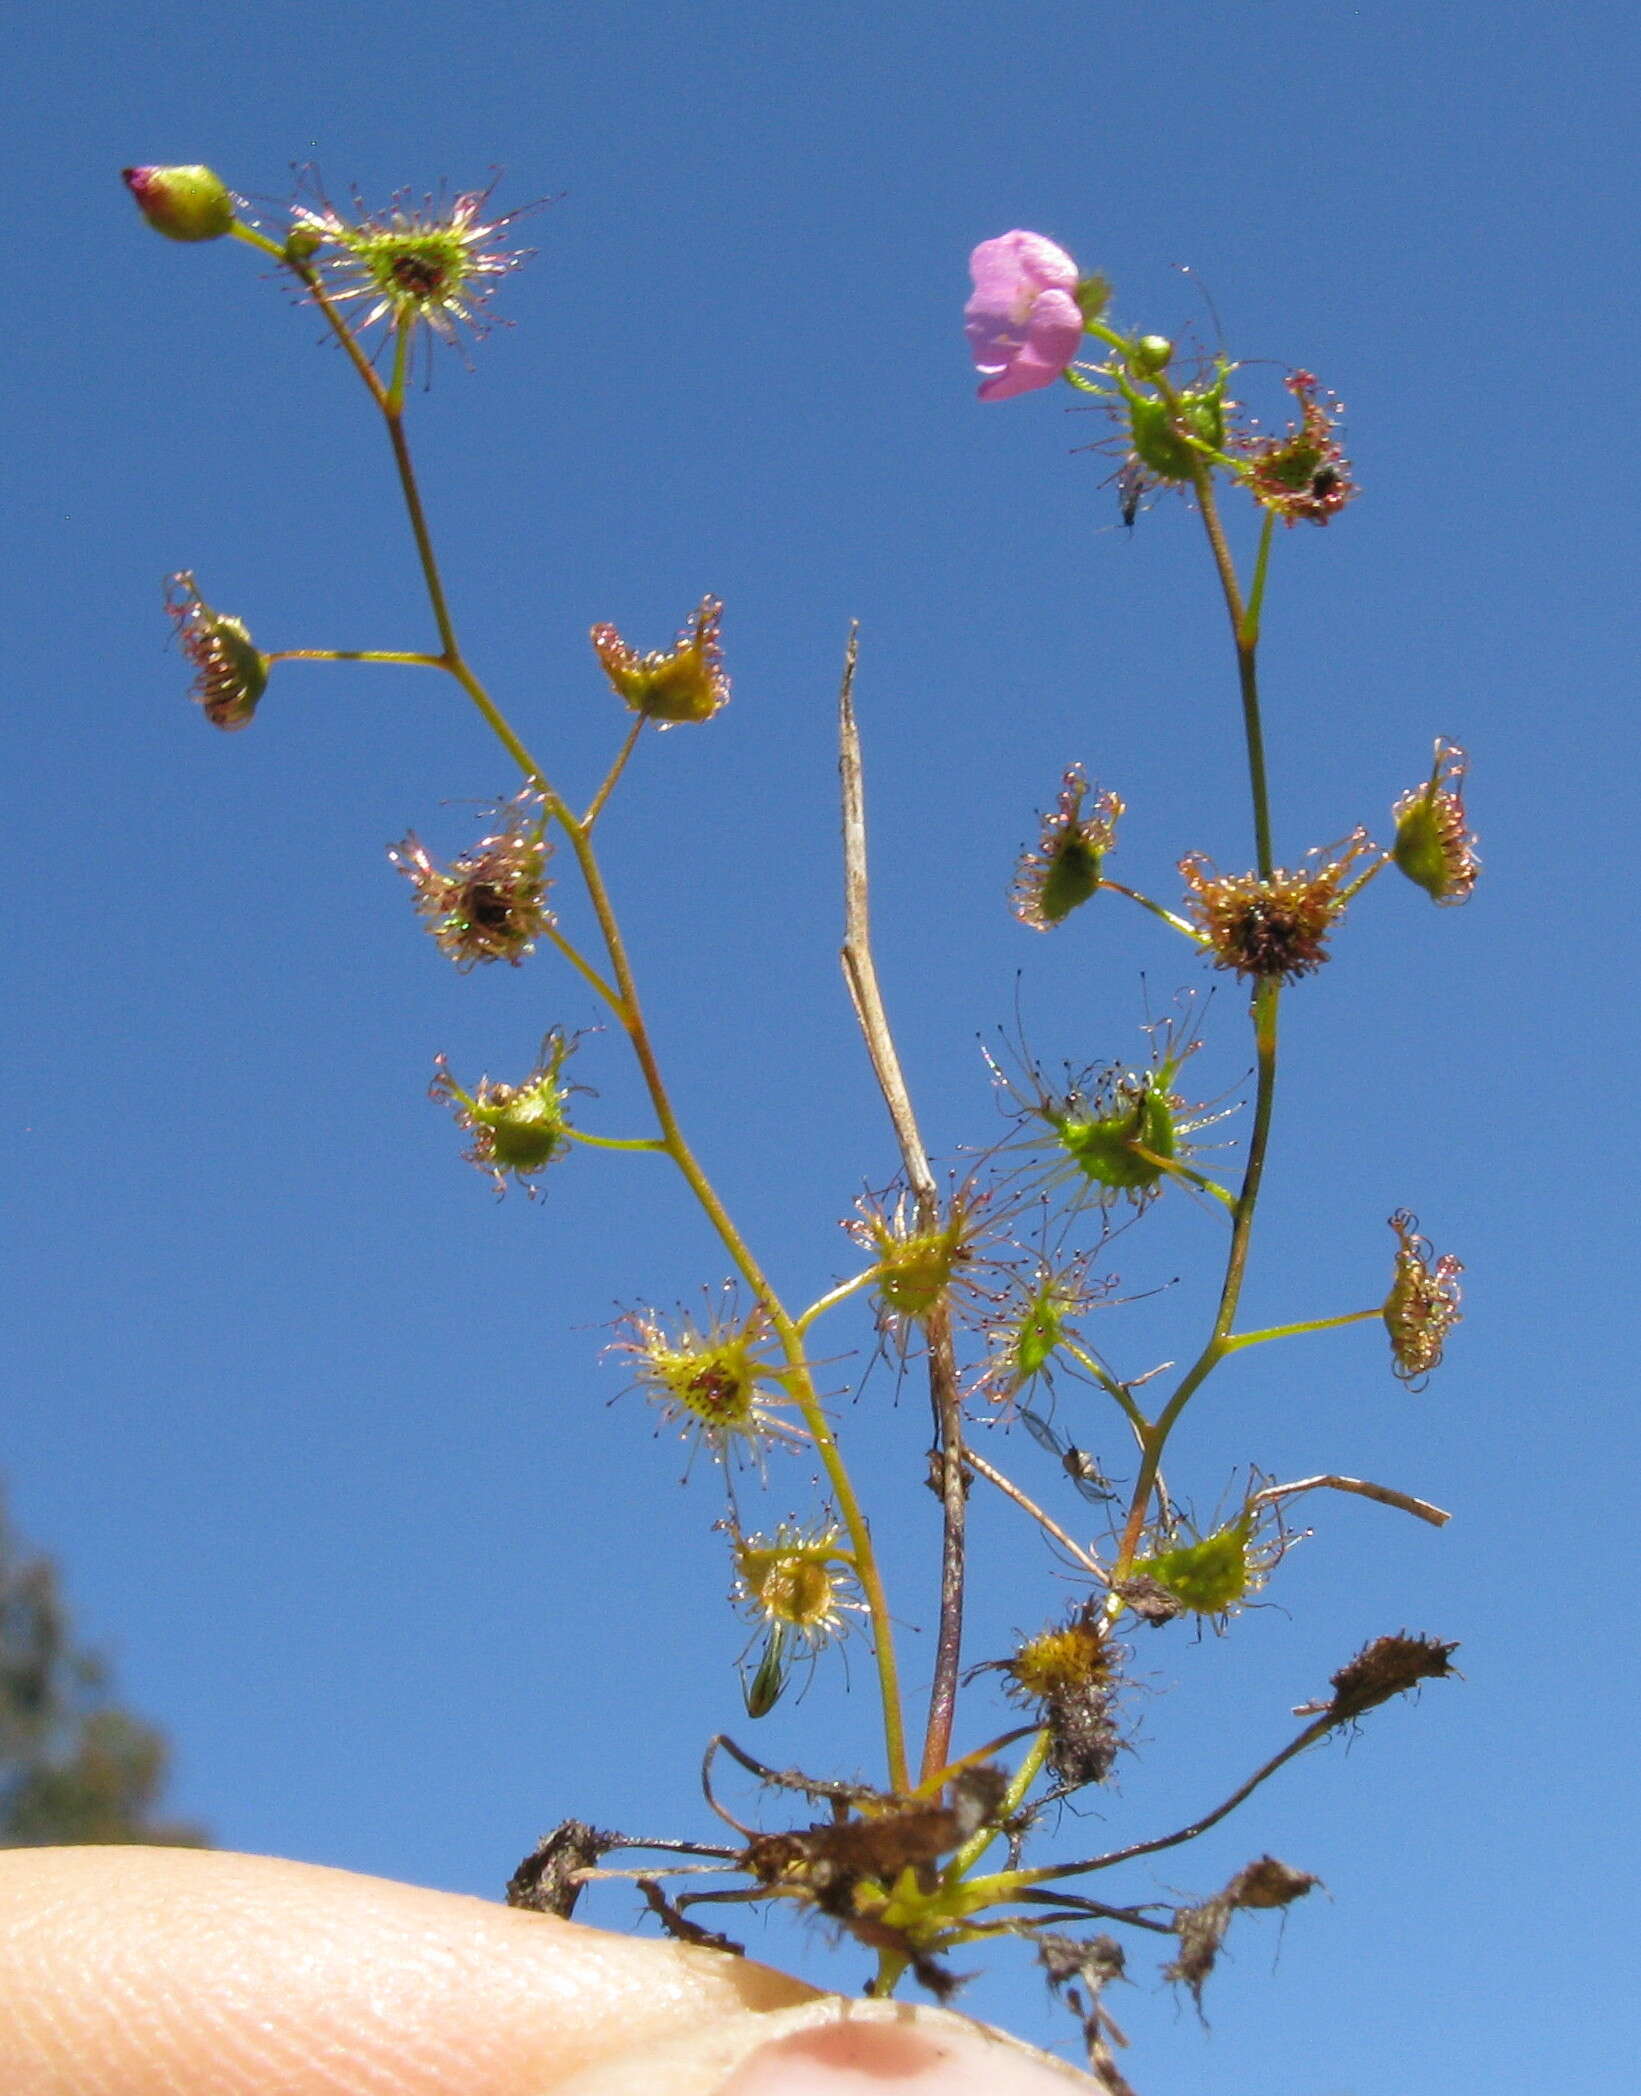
[975,287,1084,400]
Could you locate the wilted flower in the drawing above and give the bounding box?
[1392,739,1479,905]
[590,597,729,725]
[1240,370,1357,525]
[965,231,1092,402]
[164,572,269,730]
[287,175,535,351]
[1384,1210,1463,1385]
[123,165,235,242]
[1012,766,1124,930]
[733,1521,862,1715]
[389,793,551,969]
[612,1292,798,1461]
[997,1602,1124,1789]
[1179,832,1375,983]
[430,1030,581,1197]
[1324,1631,1459,1723]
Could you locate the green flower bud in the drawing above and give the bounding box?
[122,165,235,242]
[1132,334,1174,374]
[282,223,323,266]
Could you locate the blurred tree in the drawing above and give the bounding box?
[1,1490,207,1847]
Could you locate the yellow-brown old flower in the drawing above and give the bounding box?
[1393,738,1480,906]
[389,793,552,969]
[1179,831,1374,983]
[1384,1210,1463,1385]
[1001,1603,1125,1790]
[590,597,728,725]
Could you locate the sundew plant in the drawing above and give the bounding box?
[126,169,1474,2089]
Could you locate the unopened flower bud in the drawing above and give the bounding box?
[1132,334,1173,374]
[282,224,323,266]
[122,165,235,242]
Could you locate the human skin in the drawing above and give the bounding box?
[0,1847,1093,2096]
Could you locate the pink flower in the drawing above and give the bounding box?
[965,231,1084,402]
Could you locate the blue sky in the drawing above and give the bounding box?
[6,1,1640,2086]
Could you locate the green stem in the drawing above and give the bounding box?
[1130,1146,1237,1212]
[536,922,624,1014]
[1098,879,1206,944]
[583,717,646,829]
[267,649,446,669]
[229,220,285,262]
[1242,511,1277,646]
[1112,967,1281,1581]
[562,1128,669,1155]
[794,1269,878,1334]
[1224,1307,1379,1352]
[385,404,461,665]
[1061,1344,1151,1436]
[1338,852,1393,906]
[1156,374,1274,876]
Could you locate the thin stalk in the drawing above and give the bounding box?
[1015,1713,1334,1888]
[267,649,446,669]
[1241,511,1277,646]
[563,1129,669,1155]
[1062,1343,1153,1435]
[1112,978,1280,1578]
[837,633,965,1789]
[962,1447,1106,1579]
[384,405,461,664]
[583,717,646,829]
[1338,851,1393,906]
[795,1269,878,1335]
[1225,1307,1378,1351]
[1156,372,1274,877]
[536,922,623,1013]
[1249,1473,1450,1528]
[1098,879,1206,943]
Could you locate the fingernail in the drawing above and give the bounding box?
[721,2007,1088,2096]
[547,1998,1093,2096]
